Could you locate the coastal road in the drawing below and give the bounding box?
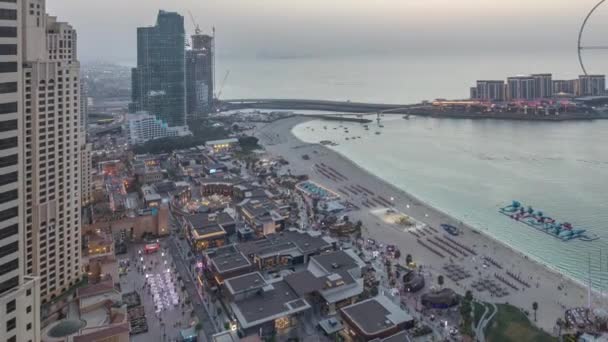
[256,116,591,334]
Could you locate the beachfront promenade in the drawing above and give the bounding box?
[255,116,602,334]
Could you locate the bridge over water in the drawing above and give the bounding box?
[220,98,424,114]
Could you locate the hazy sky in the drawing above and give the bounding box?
[48,0,608,64]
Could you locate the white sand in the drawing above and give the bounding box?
[254,116,605,333]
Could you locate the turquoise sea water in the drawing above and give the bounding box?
[216,51,608,289]
[292,117,608,290]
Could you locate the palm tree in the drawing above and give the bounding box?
[465,290,473,302]
[556,318,564,337]
[532,302,538,322]
[438,275,444,288]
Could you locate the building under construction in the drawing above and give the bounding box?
[186,33,214,120]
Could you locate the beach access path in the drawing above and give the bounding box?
[255,115,597,334]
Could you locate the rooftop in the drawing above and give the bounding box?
[187,212,235,229]
[206,138,239,146]
[282,229,334,254]
[77,279,115,298]
[208,245,252,275]
[239,199,280,219]
[372,331,412,342]
[230,279,311,329]
[236,230,332,259]
[237,234,299,258]
[224,272,267,296]
[309,249,364,285]
[341,295,413,337]
[283,270,326,296]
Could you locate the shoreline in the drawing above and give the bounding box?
[255,115,603,333]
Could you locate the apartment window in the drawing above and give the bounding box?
[26,305,31,313]
[0,0,17,3]
[0,81,16,95]
[7,336,15,342]
[0,27,16,38]
[0,190,17,205]
[0,9,16,21]
[0,102,17,114]
[5,299,15,313]
[26,289,31,296]
[0,171,17,186]
[0,154,17,168]
[0,44,16,55]
[0,224,17,240]
[0,259,18,277]
[0,119,17,133]
[6,317,16,332]
[0,276,18,295]
[0,62,17,73]
[0,201,17,221]
[0,241,17,258]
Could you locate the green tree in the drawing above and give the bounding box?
[406,254,413,265]
[238,136,260,151]
[465,290,473,302]
[532,301,538,322]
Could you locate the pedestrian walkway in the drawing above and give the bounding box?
[121,244,196,342]
[167,236,218,341]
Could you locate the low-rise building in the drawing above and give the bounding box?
[238,199,288,236]
[183,213,228,252]
[134,163,165,185]
[237,229,336,273]
[204,245,254,287]
[42,279,130,342]
[284,249,365,314]
[83,229,114,258]
[339,295,415,341]
[227,274,312,337]
[205,138,239,153]
[141,185,162,208]
[127,111,191,145]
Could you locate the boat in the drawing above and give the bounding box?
[498,201,599,242]
[403,115,410,120]
[375,131,381,135]
[441,224,460,236]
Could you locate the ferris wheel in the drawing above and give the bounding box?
[578,0,608,75]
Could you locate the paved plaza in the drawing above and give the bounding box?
[120,242,203,342]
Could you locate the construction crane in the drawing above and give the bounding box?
[187,10,201,35]
[216,70,230,100]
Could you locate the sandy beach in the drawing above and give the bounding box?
[255,115,601,334]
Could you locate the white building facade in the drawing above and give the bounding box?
[0,0,41,341]
[127,111,191,145]
[22,0,83,304]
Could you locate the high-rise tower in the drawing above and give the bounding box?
[0,0,41,341]
[131,10,186,127]
[186,33,214,119]
[22,0,83,304]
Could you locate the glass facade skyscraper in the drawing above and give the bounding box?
[131,10,186,127]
